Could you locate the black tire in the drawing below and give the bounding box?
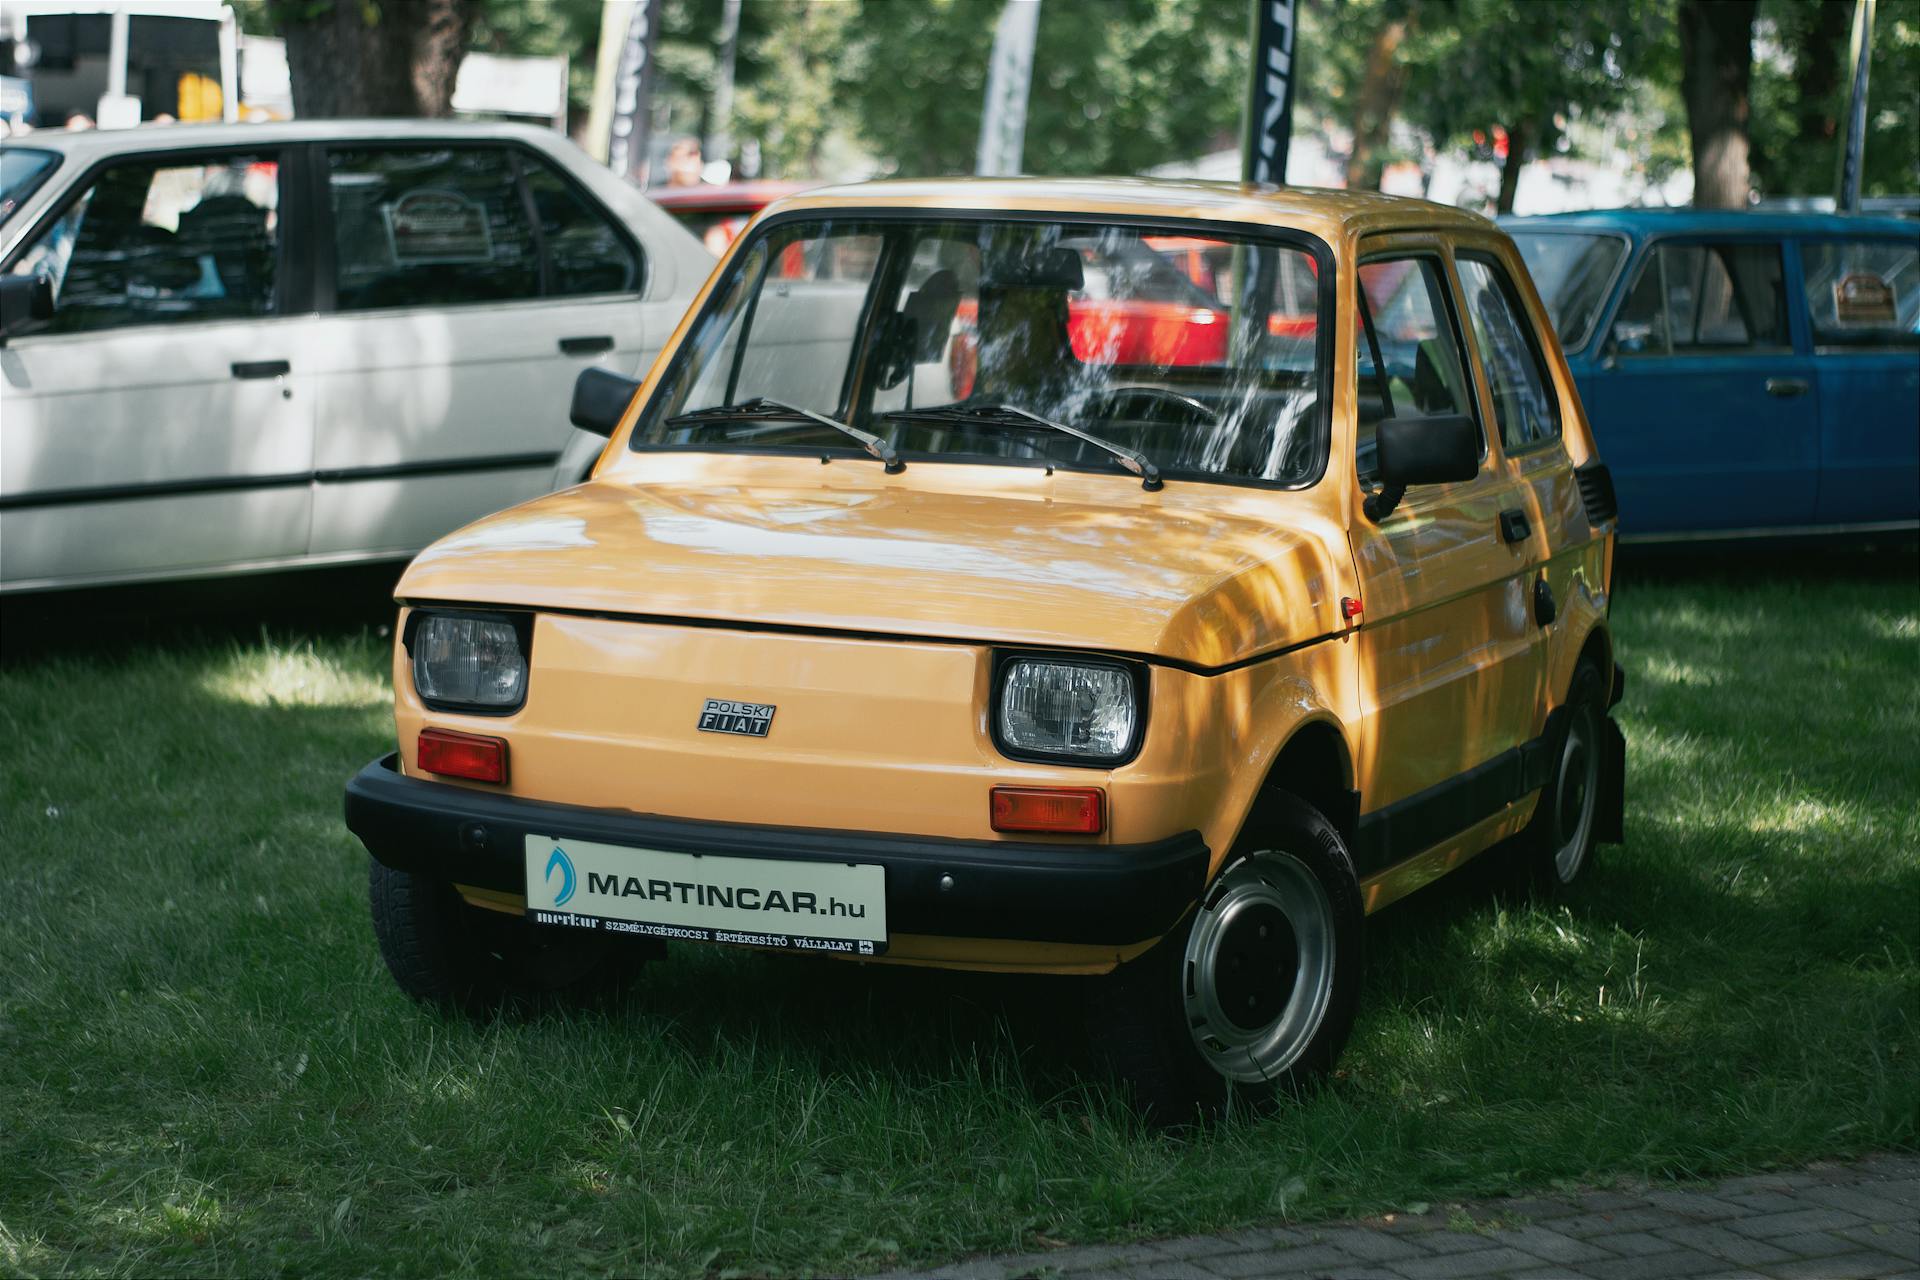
[1519,659,1607,893]
[368,859,651,1012]
[1088,791,1364,1124]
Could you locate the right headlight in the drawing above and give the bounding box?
[407,611,530,713]
[994,654,1143,765]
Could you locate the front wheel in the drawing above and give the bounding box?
[1090,792,1364,1123]
[368,860,650,1012]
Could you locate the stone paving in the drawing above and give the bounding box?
[879,1155,1920,1280]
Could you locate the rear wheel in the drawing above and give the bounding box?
[1521,660,1606,892]
[368,860,650,1011]
[1090,792,1363,1123]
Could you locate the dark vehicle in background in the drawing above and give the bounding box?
[1505,209,1919,543]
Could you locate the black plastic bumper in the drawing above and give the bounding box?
[343,754,1209,946]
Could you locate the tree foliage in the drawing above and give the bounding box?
[1401,0,1659,210]
[245,0,1918,205]
[1751,0,1920,198]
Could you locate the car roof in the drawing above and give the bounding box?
[1500,207,1919,238]
[4,118,575,160]
[768,176,1497,241]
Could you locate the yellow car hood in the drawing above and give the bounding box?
[398,474,1350,669]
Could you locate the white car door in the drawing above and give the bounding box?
[302,140,692,559]
[0,145,314,592]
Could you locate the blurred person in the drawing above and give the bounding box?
[64,112,93,130]
[665,136,703,187]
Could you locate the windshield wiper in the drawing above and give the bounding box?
[878,402,1162,491]
[666,397,904,473]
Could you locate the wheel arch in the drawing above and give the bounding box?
[1244,716,1360,850]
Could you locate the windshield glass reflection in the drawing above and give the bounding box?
[633,216,1331,487]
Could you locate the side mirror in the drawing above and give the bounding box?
[569,367,641,438]
[1365,414,1480,521]
[1377,413,1479,487]
[0,274,53,344]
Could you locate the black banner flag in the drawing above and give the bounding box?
[1243,0,1299,185]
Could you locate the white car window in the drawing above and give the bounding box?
[8,152,280,334]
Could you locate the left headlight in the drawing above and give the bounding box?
[994,655,1143,765]
[407,612,529,712]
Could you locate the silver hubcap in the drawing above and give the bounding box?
[1182,852,1336,1084]
[1552,702,1601,882]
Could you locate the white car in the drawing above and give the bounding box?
[0,120,712,594]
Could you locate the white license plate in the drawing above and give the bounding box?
[524,835,887,956]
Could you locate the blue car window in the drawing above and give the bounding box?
[1459,256,1561,453]
[1612,242,1788,355]
[1801,239,1920,352]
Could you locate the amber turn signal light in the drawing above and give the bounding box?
[418,727,508,784]
[990,786,1105,835]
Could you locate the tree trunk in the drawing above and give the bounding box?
[408,0,473,118]
[1679,0,1756,209]
[1795,0,1852,146]
[1496,118,1532,214]
[1345,19,1409,191]
[285,0,475,119]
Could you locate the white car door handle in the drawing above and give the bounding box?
[232,360,290,379]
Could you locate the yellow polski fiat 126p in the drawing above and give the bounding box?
[345,178,1625,1118]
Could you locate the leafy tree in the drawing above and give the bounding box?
[835,0,1247,178]
[1303,0,1422,191]
[1401,0,1658,212]
[732,0,859,176]
[1751,0,1920,198]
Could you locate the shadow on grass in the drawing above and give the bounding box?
[1617,539,1917,587]
[0,562,407,666]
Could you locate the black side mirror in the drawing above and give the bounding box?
[1365,414,1480,521]
[570,367,641,437]
[0,274,54,344]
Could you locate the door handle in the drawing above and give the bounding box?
[558,335,615,356]
[1765,376,1810,397]
[231,360,290,379]
[1498,508,1531,543]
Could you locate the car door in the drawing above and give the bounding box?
[1452,242,1587,727]
[301,140,662,560]
[1346,240,1543,877]
[1795,233,1920,529]
[1580,237,1817,536]
[0,144,314,591]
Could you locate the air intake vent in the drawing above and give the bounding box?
[1576,463,1618,526]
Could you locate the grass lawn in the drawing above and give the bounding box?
[1,556,1915,1277]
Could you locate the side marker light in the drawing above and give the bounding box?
[418,728,508,784]
[990,786,1105,835]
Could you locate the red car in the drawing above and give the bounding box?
[650,181,812,254]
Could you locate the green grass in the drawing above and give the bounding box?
[2,559,1916,1277]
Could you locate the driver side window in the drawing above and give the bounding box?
[1354,255,1481,484]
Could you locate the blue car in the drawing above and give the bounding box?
[1503,209,1919,542]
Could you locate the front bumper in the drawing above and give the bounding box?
[343,754,1209,947]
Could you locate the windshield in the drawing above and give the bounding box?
[0,147,59,225]
[633,215,1330,487]
[1509,230,1628,351]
